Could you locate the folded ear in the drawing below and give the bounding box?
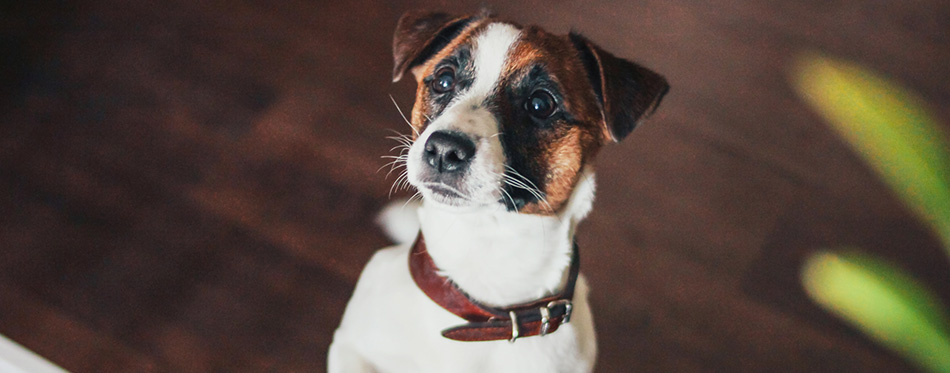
[569,33,669,142]
[392,11,475,82]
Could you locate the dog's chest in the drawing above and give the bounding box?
[339,244,588,373]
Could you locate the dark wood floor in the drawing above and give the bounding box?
[2,0,949,371]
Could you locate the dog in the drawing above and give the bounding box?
[328,10,668,373]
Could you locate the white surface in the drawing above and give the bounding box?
[0,334,67,373]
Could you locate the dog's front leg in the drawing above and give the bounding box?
[327,336,374,373]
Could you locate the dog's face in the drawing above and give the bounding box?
[393,11,668,214]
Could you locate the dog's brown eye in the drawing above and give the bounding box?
[430,67,456,94]
[525,90,556,119]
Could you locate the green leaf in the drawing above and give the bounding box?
[802,251,950,372]
[792,54,950,251]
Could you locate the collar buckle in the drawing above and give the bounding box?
[547,299,573,324]
[539,299,573,337]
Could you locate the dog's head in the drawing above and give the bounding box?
[393,11,668,215]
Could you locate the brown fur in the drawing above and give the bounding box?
[498,27,608,214]
[409,20,489,137]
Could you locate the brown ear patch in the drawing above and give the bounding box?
[392,11,476,82]
[569,33,669,142]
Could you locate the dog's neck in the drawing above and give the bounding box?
[417,168,596,307]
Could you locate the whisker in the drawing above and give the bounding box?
[384,129,414,145]
[389,94,419,136]
[386,138,413,148]
[377,159,401,174]
[500,188,516,210]
[484,168,554,212]
[380,154,409,160]
[385,131,413,140]
[486,171,519,208]
[389,171,410,198]
[504,169,547,201]
[384,161,407,178]
[505,165,544,192]
[402,191,423,209]
[397,172,413,193]
[501,168,553,212]
[502,176,539,197]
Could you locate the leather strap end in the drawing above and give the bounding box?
[441,316,566,342]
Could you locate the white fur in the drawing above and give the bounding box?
[420,169,595,306]
[469,23,521,101]
[376,199,422,244]
[330,23,598,373]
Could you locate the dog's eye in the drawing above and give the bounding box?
[430,67,456,94]
[525,90,556,119]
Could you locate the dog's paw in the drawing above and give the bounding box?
[376,199,421,244]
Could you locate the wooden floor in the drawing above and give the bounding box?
[2,0,949,371]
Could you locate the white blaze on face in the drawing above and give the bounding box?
[406,23,522,208]
[468,23,521,103]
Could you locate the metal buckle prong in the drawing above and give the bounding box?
[539,306,551,336]
[509,311,520,343]
[547,299,573,324]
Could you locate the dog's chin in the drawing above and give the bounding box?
[423,184,468,206]
[415,182,501,211]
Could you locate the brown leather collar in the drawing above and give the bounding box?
[409,232,579,342]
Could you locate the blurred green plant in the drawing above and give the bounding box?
[792,54,950,372]
[802,251,950,371]
[793,54,950,251]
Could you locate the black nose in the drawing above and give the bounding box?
[424,131,476,173]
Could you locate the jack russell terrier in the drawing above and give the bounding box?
[329,10,668,373]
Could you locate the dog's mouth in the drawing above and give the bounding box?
[423,182,465,199]
[419,182,478,207]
